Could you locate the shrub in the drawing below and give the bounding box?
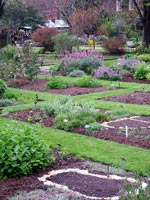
[22,42,39,80]
[0,122,55,179]
[59,50,103,75]
[53,32,78,53]
[74,75,100,87]
[136,54,150,62]
[42,97,109,131]
[85,122,104,134]
[46,76,69,89]
[117,58,141,74]
[134,63,150,80]
[0,79,7,98]
[102,38,124,54]
[69,70,86,77]
[94,66,123,81]
[31,27,59,52]
[0,45,20,80]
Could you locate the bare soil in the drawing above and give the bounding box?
[102,92,150,105]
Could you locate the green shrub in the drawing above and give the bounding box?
[46,76,69,89]
[0,79,7,98]
[67,56,101,75]
[136,54,150,62]
[53,32,78,53]
[0,122,55,179]
[134,63,150,80]
[42,97,109,131]
[85,122,104,134]
[74,76,100,88]
[69,70,86,77]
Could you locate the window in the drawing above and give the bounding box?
[129,0,134,10]
[116,0,122,12]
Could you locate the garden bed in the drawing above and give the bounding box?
[0,150,144,200]
[5,109,150,149]
[101,92,150,105]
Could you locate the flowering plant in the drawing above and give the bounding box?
[94,66,123,81]
[59,50,103,75]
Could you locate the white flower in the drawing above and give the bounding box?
[64,119,68,123]
[85,124,90,129]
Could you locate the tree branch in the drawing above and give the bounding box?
[132,0,144,22]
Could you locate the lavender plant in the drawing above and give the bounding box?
[94,66,123,81]
[59,50,103,75]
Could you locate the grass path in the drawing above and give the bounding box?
[1,117,150,176]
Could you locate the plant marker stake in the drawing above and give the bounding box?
[121,157,126,175]
[125,126,128,138]
[107,165,109,178]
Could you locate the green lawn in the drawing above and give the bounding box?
[1,117,150,176]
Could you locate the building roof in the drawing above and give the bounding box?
[45,19,69,29]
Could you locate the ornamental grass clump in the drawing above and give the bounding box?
[0,122,55,179]
[94,66,123,81]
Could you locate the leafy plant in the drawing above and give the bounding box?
[85,122,104,134]
[134,63,150,80]
[0,79,7,98]
[42,97,109,131]
[120,177,150,200]
[0,122,55,179]
[22,42,39,80]
[31,27,59,52]
[136,54,150,62]
[46,76,69,89]
[74,75,100,87]
[59,50,103,75]
[69,70,86,77]
[94,66,123,81]
[53,31,78,53]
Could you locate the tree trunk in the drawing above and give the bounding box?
[142,0,150,48]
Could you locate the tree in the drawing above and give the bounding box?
[2,0,45,29]
[0,0,5,18]
[132,0,150,48]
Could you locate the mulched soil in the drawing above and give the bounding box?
[49,171,126,198]
[5,109,150,149]
[7,78,110,96]
[0,150,139,200]
[6,74,150,96]
[102,92,150,105]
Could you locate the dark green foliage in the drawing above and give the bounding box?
[46,76,69,89]
[74,76,100,88]
[0,79,7,98]
[0,122,55,179]
[53,32,78,53]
